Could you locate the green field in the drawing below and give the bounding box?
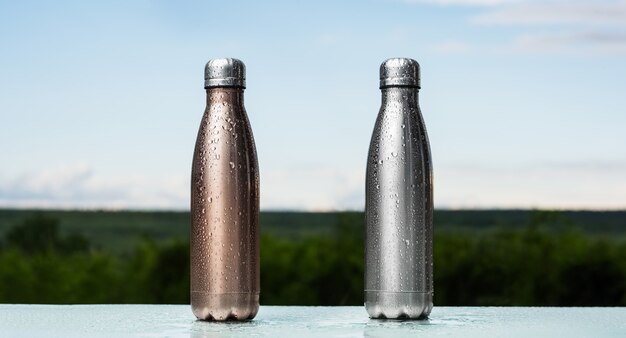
[1,209,624,254]
[0,208,625,306]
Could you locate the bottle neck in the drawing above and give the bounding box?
[206,87,245,106]
[381,86,419,106]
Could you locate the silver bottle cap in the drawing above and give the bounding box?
[204,58,246,89]
[379,58,420,89]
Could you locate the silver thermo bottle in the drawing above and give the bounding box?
[191,58,260,321]
[365,58,433,319]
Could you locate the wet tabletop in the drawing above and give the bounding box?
[1,305,624,337]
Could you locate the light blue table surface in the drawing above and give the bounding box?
[1,305,624,337]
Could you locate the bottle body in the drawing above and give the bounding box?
[365,85,433,319]
[191,87,259,321]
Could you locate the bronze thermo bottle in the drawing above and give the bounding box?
[365,58,433,319]
[191,58,260,321]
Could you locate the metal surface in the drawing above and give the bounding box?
[191,58,259,321]
[204,58,246,88]
[365,58,433,319]
[379,58,420,89]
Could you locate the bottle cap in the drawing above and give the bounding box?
[204,58,246,88]
[379,58,420,89]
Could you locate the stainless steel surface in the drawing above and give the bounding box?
[365,58,433,319]
[379,57,420,89]
[191,58,259,321]
[204,58,246,88]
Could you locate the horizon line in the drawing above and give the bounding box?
[0,206,624,213]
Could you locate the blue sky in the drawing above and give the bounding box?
[0,0,625,210]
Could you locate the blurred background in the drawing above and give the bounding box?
[0,0,624,306]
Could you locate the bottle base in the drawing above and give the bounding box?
[191,292,259,321]
[365,291,432,319]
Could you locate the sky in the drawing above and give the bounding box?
[0,0,625,210]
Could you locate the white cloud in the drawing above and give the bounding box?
[436,160,626,210]
[402,0,626,55]
[472,1,626,25]
[0,163,187,210]
[261,166,364,211]
[0,162,366,211]
[2,161,623,210]
[402,0,521,6]
[510,30,626,54]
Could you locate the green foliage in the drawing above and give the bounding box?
[0,215,189,304]
[0,249,123,303]
[260,213,364,305]
[433,214,626,306]
[2,209,625,254]
[0,211,625,306]
[4,214,90,254]
[124,239,190,304]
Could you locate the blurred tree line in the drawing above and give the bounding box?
[0,212,624,305]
